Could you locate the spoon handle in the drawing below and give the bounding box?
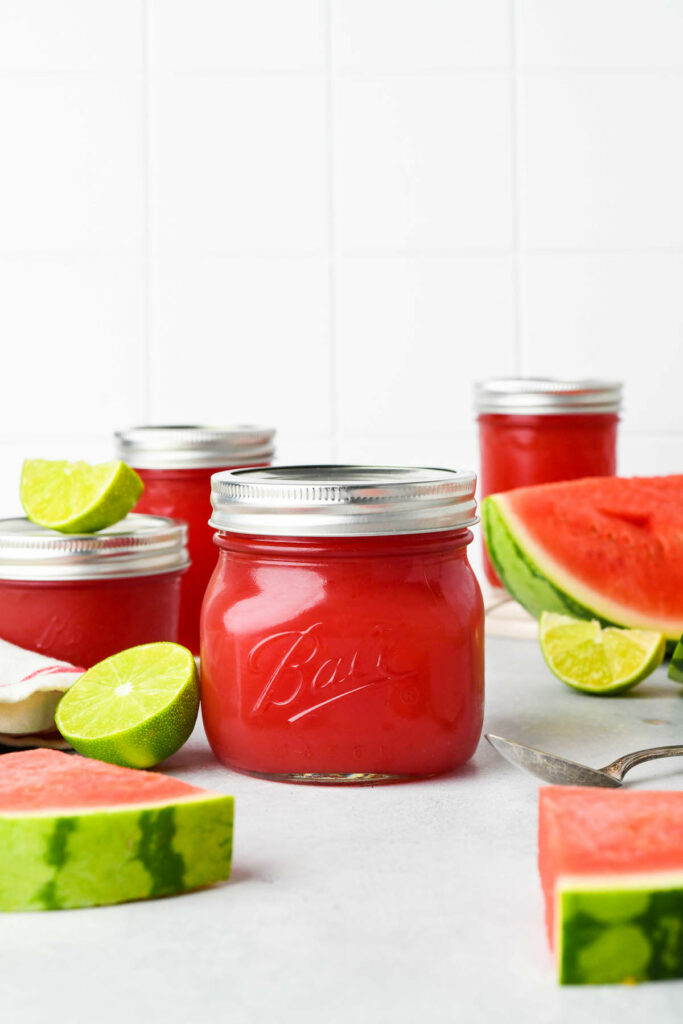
[601,745,683,782]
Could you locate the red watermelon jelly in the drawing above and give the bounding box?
[0,515,188,668]
[476,379,621,586]
[201,466,484,783]
[115,426,275,654]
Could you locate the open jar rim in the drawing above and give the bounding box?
[0,514,189,581]
[210,465,478,538]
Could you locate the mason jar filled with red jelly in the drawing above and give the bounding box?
[200,465,484,784]
[476,378,622,587]
[0,514,188,668]
[115,425,275,654]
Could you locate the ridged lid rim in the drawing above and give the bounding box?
[210,465,478,537]
[115,424,276,469]
[475,378,622,415]
[0,514,189,581]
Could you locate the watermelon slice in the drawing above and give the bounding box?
[0,749,233,911]
[482,475,683,643]
[539,787,683,985]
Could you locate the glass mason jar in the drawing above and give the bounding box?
[201,466,484,784]
[115,425,275,654]
[476,378,622,587]
[0,514,188,668]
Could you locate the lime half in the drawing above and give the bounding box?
[20,458,143,534]
[539,612,665,695]
[55,643,199,768]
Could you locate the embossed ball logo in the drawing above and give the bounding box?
[247,622,419,722]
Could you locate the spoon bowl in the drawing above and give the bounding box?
[485,733,683,787]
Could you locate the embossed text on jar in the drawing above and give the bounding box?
[201,531,484,782]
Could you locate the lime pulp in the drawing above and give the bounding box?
[539,612,665,695]
[20,458,143,534]
[55,642,199,768]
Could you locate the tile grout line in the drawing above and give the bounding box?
[2,245,683,260]
[3,430,683,446]
[509,0,526,377]
[4,66,683,79]
[141,0,152,424]
[325,0,340,461]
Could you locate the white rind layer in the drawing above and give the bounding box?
[498,494,683,641]
[558,870,683,892]
[0,792,226,819]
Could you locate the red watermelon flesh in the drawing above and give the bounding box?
[0,748,208,812]
[484,475,683,638]
[0,749,234,911]
[539,786,683,946]
[539,787,683,984]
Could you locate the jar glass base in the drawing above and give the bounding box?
[229,766,436,786]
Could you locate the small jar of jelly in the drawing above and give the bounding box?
[0,514,188,667]
[115,425,275,653]
[476,378,622,587]
[200,465,484,784]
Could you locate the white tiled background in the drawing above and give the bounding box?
[1,0,682,533]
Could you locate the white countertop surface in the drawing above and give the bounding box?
[3,633,683,1023]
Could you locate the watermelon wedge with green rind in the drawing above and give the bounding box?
[482,475,683,644]
[0,749,233,911]
[539,787,683,985]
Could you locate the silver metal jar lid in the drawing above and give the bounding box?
[210,465,478,537]
[115,425,276,469]
[0,514,189,581]
[475,378,622,415]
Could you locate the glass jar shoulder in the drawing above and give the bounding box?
[202,530,481,641]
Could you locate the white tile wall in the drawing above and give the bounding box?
[150,75,329,252]
[149,255,331,436]
[1,0,682,551]
[334,75,514,250]
[0,0,142,71]
[520,73,683,249]
[523,254,683,433]
[331,0,511,71]
[518,0,683,69]
[148,0,326,72]
[0,257,145,436]
[0,76,143,254]
[337,256,516,434]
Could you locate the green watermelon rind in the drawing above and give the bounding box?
[482,496,614,626]
[482,495,679,649]
[557,879,683,984]
[0,793,234,912]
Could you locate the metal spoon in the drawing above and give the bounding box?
[485,733,683,788]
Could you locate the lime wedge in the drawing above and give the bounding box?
[55,643,199,768]
[668,634,683,683]
[20,458,143,534]
[539,612,665,695]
